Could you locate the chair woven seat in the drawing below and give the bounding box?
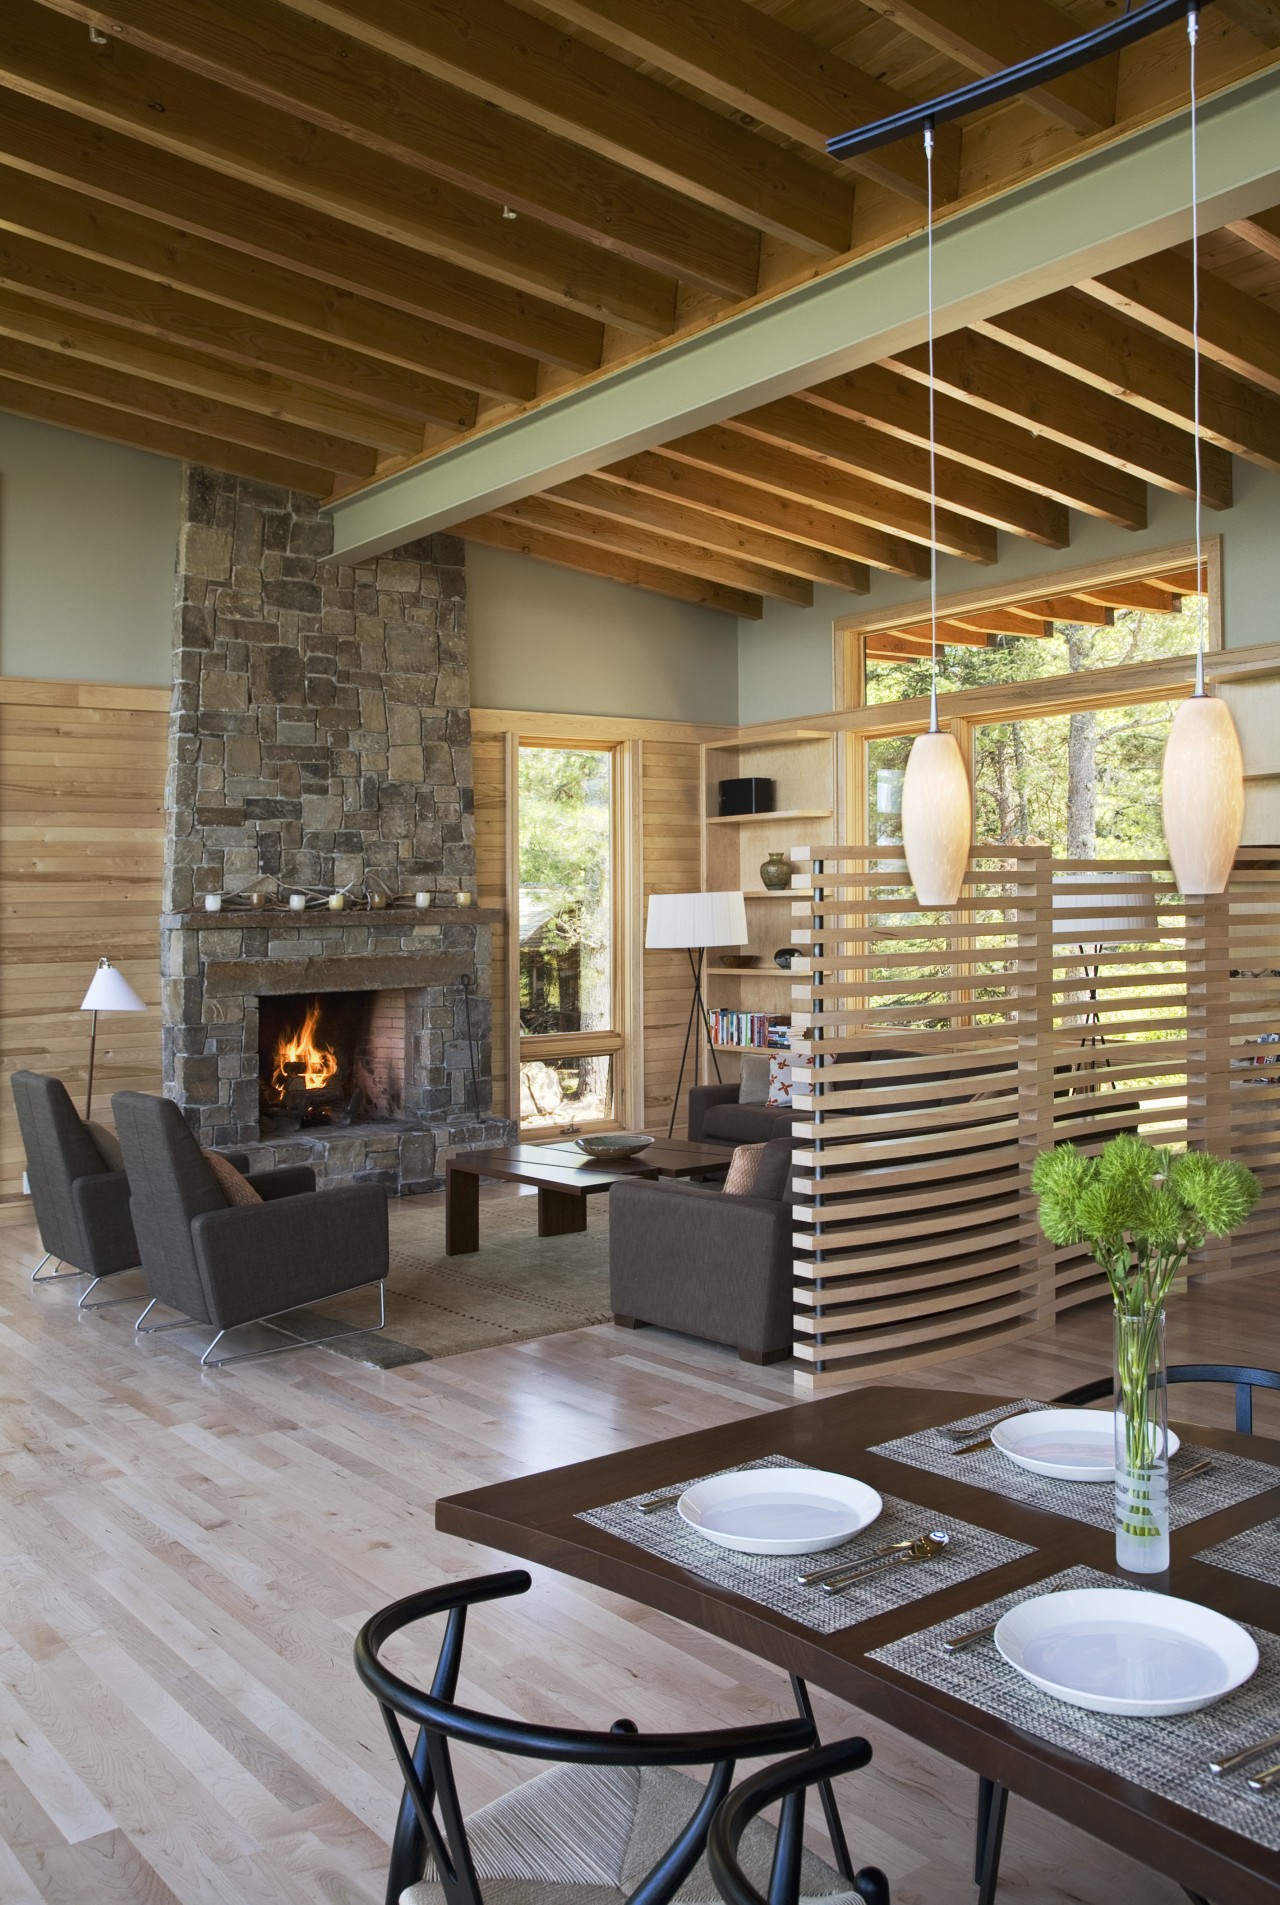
[402,1763,856,1905]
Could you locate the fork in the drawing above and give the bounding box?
[1210,1729,1280,1777]
[939,1405,1026,1441]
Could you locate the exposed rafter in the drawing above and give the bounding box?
[457,511,765,618]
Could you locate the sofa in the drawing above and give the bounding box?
[687,1079,793,1148]
[609,1138,795,1362]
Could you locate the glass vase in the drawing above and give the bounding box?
[1113,1305,1170,1574]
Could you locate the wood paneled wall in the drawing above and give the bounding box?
[790,844,1280,1388]
[0,679,169,1203]
[471,709,729,1130]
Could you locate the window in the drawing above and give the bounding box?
[517,744,622,1131]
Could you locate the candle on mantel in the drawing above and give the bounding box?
[289,893,307,912]
[369,891,388,910]
[456,891,473,907]
[328,893,345,911]
[204,894,222,913]
[415,891,432,909]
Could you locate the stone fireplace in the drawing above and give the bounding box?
[160,468,513,1190]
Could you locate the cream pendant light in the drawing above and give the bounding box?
[1160,6,1243,897]
[901,122,971,908]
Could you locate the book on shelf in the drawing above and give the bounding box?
[707,1010,791,1050]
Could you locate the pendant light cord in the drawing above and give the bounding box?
[1188,3,1205,696]
[925,119,939,733]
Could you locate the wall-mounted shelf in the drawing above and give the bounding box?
[705,965,795,978]
[705,808,833,827]
[704,729,829,751]
[709,1043,791,1054]
[743,889,807,902]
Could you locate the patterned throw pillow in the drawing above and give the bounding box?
[724,1139,792,1201]
[766,1054,793,1107]
[202,1149,263,1207]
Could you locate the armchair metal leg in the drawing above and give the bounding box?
[136,1298,201,1334]
[31,1254,84,1282]
[789,1674,856,1882]
[200,1280,387,1369]
[78,1275,141,1311]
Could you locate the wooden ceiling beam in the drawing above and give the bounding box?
[856,0,1118,134]
[47,0,760,302]
[875,621,1000,648]
[530,0,959,205]
[1215,0,1280,49]
[945,609,1051,637]
[0,283,421,456]
[0,371,335,491]
[0,228,478,428]
[1080,253,1280,399]
[0,171,540,400]
[978,291,1280,473]
[272,0,853,256]
[457,513,763,618]
[597,454,928,578]
[491,494,813,605]
[546,474,871,594]
[887,332,1234,507]
[803,363,1148,529]
[663,426,997,565]
[1147,563,1207,594]
[1076,580,1185,613]
[2,8,675,336]
[730,396,1069,547]
[0,86,604,372]
[0,333,371,476]
[1001,595,1115,627]
[1230,205,1280,261]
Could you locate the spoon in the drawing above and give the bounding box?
[819,1531,950,1595]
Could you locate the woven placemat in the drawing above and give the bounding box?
[871,1402,1280,1532]
[1197,1517,1280,1588]
[577,1455,1034,1636]
[870,1565,1280,1852]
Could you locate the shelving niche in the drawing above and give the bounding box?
[698,730,837,1072]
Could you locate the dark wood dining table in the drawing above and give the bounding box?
[436,1383,1280,1905]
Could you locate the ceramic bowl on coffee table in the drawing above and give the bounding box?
[575,1133,655,1161]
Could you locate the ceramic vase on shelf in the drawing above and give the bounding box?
[760,851,793,891]
[1114,1304,1170,1574]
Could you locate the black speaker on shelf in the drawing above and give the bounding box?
[718,776,774,816]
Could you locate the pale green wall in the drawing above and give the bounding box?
[736,466,1280,724]
[0,412,180,686]
[465,539,738,722]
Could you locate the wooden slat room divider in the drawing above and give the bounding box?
[789,843,1279,1389]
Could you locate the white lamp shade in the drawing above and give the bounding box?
[645,890,748,950]
[1161,694,1244,896]
[901,730,971,907]
[80,959,147,1013]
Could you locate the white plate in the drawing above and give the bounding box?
[676,1468,882,1556]
[990,1409,1179,1483]
[995,1587,1258,1716]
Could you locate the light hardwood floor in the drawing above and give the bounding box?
[1,1192,1274,1905]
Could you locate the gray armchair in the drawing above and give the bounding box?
[112,1091,389,1368]
[10,1070,141,1307]
[609,1170,794,1364]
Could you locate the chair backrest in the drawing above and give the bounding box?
[111,1092,227,1322]
[1054,1364,1280,1436]
[707,1739,888,1905]
[10,1070,106,1266]
[354,1569,815,1905]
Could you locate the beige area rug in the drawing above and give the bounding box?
[292,1193,612,1368]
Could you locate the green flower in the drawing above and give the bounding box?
[1076,1176,1138,1244]
[1037,1193,1086,1247]
[1169,1153,1261,1234]
[1130,1184,1189,1249]
[1031,1143,1097,1210]
[1097,1131,1159,1194]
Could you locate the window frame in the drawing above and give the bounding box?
[510,736,634,1136]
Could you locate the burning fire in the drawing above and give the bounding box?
[272,998,338,1097]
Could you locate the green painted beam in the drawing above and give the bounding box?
[326,66,1280,562]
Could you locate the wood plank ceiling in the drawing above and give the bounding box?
[0,0,1277,614]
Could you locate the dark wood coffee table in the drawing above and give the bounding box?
[445,1138,729,1254]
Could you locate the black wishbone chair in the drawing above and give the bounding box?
[708,1739,890,1905]
[354,1570,866,1905]
[973,1361,1280,1905]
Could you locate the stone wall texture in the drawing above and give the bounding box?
[161,469,514,1189]
[166,467,472,910]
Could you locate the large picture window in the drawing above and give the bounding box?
[517,743,622,1131]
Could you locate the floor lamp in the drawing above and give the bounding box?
[645,891,748,1139]
[80,958,147,1119]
